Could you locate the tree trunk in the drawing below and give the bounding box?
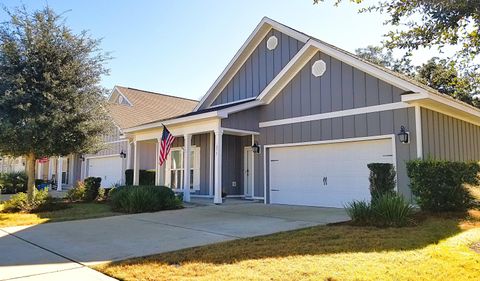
[25,153,36,203]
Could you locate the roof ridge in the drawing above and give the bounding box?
[118,86,198,103]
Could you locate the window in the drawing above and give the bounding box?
[166,147,200,191]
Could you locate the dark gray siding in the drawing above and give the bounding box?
[171,133,212,196]
[221,51,418,200]
[210,29,304,108]
[421,108,480,161]
[258,108,417,201]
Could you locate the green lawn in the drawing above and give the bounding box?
[0,202,119,228]
[96,210,480,281]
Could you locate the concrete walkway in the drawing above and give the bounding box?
[0,200,348,280]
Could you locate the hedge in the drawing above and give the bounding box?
[125,169,156,185]
[406,159,480,212]
[109,185,182,213]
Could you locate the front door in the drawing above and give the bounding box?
[244,147,253,198]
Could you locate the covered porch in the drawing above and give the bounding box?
[125,117,260,204]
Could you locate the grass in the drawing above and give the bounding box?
[96,210,480,281]
[0,202,119,228]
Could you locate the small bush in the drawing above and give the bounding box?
[0,172,27,194]
[407,159,480,212]
[2,189,51,212]
[110,185,182,213]
[344,200,372,225]
[125,169,156,186]
[345,193,413,227]
[371,193,414,227]
[367,163,396,201]
[66,181,86,202]
[84,177,101,202]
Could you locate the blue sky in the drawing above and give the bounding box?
[1,1,407,100]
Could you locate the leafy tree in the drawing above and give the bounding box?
[0,6,110,203]
[356,46,480,107]
[315,1,480,65]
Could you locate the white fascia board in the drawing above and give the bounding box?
[259,102,411,128]
[257,42,318,104]
[217,100,264,116]
[194,17,310,111]
[123,111,223,133]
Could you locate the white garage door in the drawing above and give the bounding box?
[87,156,123,188]
[269,138,394,208]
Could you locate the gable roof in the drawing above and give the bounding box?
[107,86,198,129]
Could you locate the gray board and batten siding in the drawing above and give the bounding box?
[421,108,480,162]
[208,29,305,108]
[222,51,420,201]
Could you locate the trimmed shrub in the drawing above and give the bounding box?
[110,185,182,213]
[0,172,27,194]
[406,159,480,212]
[344,200,372,225]
[371,193,414,227]
[66,181,86,202]
[367,163,396,200]
[125,169,156,186]
[2,189,51,212]
[84,177,102,202]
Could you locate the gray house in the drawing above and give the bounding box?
[123,17,480,207]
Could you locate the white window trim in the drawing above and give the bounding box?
[165,146,201,191]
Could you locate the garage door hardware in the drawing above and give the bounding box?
[323,177,327,186]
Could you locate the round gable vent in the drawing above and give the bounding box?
[266,35,278,51]
[312,60,327,77]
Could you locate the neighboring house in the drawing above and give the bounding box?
[123,17,480,207]
[0,156,25,173]
[33,86,197,189]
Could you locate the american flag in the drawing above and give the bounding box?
[38,157,48,164]
[159,125,175,166]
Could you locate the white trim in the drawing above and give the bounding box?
[259,102,412,128]
[208,97,256,109]
[264,135,398,205]
[222,127,260,136]
[216,100,264,116]
[263,144,267,204]
[85,154,122,160]
[104,139,128,145]
[257,43,317,104]
[243,147,254,198]
[112,86,133,106]
[252,196,265,200]
[195,17,309,111]
[415,106,423,159]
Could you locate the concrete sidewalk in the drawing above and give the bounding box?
[0,201,348,280]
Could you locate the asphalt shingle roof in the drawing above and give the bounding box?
[107,86,198,129]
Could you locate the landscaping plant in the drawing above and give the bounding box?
[66,181,87,202]
[2,189,51,212]
[110,185,182,213]
[0,172,27,194]
[367,163,396,201]
[124,169,156,185]
[84,177,102,202]
[407,159,480,212]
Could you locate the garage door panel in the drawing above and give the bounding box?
[87,156,123,188]
[269,138,393,208]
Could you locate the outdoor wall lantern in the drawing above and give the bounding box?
[251,143,261,154]
[80,155,85,161]
[120,150,127,159]
[397,125,410,144]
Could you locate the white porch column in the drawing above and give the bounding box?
[133,141,140,185]
[155,139,161,186]
[214,130,223,204]
[37,161,43,179]
[183,134,192,202]
[56,157,63,191]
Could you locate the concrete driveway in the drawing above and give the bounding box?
[0,200,348,280]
